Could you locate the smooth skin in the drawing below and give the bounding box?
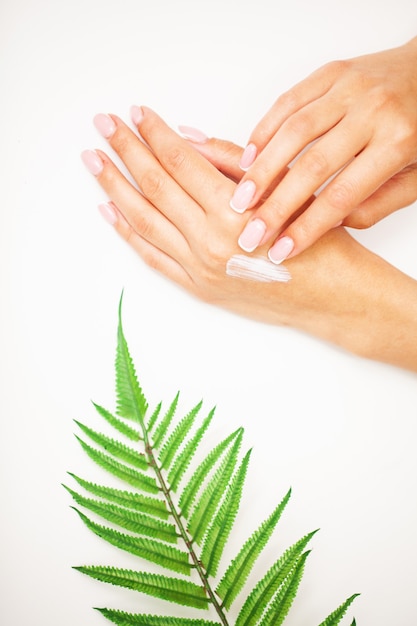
[227,36,417,263]
[82,107,417,372]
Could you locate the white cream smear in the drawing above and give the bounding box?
[226,254,292,283]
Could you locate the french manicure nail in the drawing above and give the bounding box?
[93,113,116,139]
[178,125,208,143]
[131,105,144,125]
[238,218,267,252]
[268,236,294,264]
[98,201,117,225]
[239,143,257,171]
[81,149,103,176]
[230,180,256,213]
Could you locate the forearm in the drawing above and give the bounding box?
[283,229,417,371]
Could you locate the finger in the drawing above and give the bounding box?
[345,164,417,228]
[82,148,191,262]
[109,201,195,290]
[241,111,369,246]
[268,143,404,262]
[242,60,345,163]
[94,113,205,234]
[133,107,235,215]
[181,135,244,181]
[230,92,346,213]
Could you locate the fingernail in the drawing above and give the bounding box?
[93,113,116,139]
[98,201,117,225]
[334,220,343,228]
[131,105,144,125]
[230,180,256,213]
[81,149,103,176]
[239,143,257,171]
[238,218,267,252]
[178,125,208,143]
[268,236,294,264]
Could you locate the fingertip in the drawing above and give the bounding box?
[177,125,208,144]
[239,143,257,171]
[130,105,144,126]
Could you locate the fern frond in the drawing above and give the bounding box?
[73,509,190,574]
[75,437,158,493]
[168,409,214,493]
[201,450,251,577]
[216,488,292,609]
[235,531,317,626]
[75,421,148,470]
[115,297,148,423]
[68,474,169,519]
[152,393,179,448]
[97,609,221,626]
[188,431,243,545]
[318,594,360,626]
[93,402,141,441]
[178,428,242,518]
[64,486,178,543]
[158,401,203,471]
[74,567,208,608]
[261,550,310,626]
[147,402,162,433]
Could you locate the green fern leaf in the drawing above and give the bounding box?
[201,450,251,576]
[351,619,357,626]
[74,567,208,608]
[318,594,360,626]
[235,531,317,626]
[147,402,162,432]
[75,437,158,493]
[93,402,141,441]
[97,609,221,626]
[152,393,179,448]
[115,297,148,423]
[216,488,292,609]
[188,431,243,545]
[64,486,178,542]
[178,428,242,518]
[168,409,214,492]
[158,401,203,471]
[261,550,310,626]
[67,474,169,519]
[75,421,148,470]
[73,509,190,574]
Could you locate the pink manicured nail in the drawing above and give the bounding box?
[238,218,267,252]
[230,180,256,213]
[98,201,117,225]
[178,125,208,143]
[268,236,294,264]
[239,143,257,171]
[93,113,116,139]
[131,105,144,125]
[81,150,103,176]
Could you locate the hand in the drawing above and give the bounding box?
[81,107,417,371]
[223,36,417,263]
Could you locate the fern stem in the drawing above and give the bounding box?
[144,440,230,626]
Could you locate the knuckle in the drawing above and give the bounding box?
[131,210,155,240]
[284,110,312,138]
[325,58,351,77]
[300,148,329,179]
[140,169,165,200]
[276,88,300,114]
[326,179,355,212]
[164,145,187,172]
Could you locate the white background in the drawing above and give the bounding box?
[1,0,417,624]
